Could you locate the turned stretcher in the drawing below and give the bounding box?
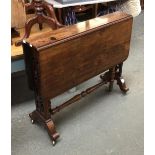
[22,11,133,145]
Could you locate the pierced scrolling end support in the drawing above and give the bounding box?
[29,108,60,146]
[29,63,129,146]
[100,63,129,93]
[27,47,60,146]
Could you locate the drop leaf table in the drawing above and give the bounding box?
[22,11,133,145]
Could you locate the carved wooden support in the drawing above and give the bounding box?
[115,63,129,93]
[15,0,64,46]
[29,60,129,145]
[49,64,129,116]
[50,79,107,115]
[29,110,59,146]
[50,65,128,115]
[29,62,129,146]
[100,63,129,93]
[108,67,115,91]
[28,48,59,145]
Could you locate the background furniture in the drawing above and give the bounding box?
[46,0,116,23]
[11,0,27,43]
[15,0,63,46]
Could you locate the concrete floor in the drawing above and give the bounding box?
[11,12,144,155]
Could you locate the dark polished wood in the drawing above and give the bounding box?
[50,78,108,115]
[29,110,59,145]
[11,28,20,38]
[140,0,144,10]
[22,11,133,145]
[11,28,20,45]
[15,0,63,46]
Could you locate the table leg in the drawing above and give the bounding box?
[100,63,129,93]
[94,3,98,17]
[58,8,63,24]
[109,67,115,91]
[29,109,59,146]
[115,63,129,93]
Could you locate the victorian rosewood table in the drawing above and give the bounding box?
[22,11,133,145]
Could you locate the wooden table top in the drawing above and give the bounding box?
[12,11,130,60]
[26,12,131,50]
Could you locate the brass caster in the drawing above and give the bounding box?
[122,88,129,94]
[52,140,56,146]
[31,119,34,124]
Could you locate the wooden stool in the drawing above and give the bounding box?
[15,0,63,46]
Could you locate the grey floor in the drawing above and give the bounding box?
[11,12,144,155]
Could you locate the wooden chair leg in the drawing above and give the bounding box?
[43,2,64,28]
[39,23,43,30]
[15,16,38,46]
[41,14,57,29]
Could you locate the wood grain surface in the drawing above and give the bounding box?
[24,11,133,99]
